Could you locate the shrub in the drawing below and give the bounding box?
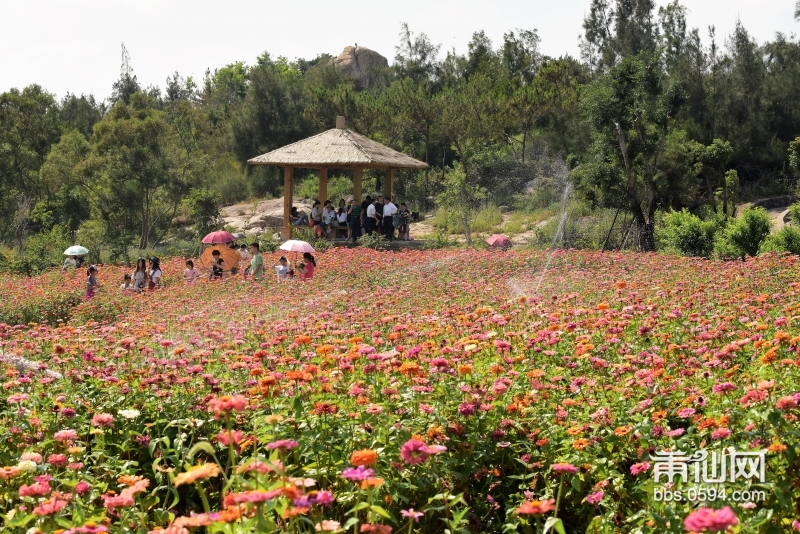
[761,226,800,255]
[714,207,772,260]
[9,227,71,275]
[214,170,250,205]
[472,205,503,233]
[357,233,389,250]
[657,210,718,258]
[185,188,222,238]
[787,202,800,226]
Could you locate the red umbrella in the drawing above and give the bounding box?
[202,231,236,244]
[486,234,511,247]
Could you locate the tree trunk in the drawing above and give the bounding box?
[637,219,655,252]
[140,189,151,249]
[459,187,472,247]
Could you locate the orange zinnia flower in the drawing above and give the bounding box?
[572,438,590,450]
[350,449,378,467]
[516,499,556,515]
[118,475,144,486]
[360,477,385,490]
[173,463,221,487]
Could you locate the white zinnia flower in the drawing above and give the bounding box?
[16,460,37,473]
[118,409,141,419]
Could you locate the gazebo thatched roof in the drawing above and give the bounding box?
[247,128,428,170]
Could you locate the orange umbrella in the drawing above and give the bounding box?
[199,247,241,272]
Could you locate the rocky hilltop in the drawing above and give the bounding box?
[333,46,388,90]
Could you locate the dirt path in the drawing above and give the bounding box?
[737,197,794,232]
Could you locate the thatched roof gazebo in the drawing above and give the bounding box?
[248,116,427,239]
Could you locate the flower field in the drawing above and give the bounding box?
[2,248,800,533]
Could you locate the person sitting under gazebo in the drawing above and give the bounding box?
[290,206,309,226]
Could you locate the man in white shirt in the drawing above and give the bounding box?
[382,198,398,241]
[322,202,336,235]
[365,200,377,235]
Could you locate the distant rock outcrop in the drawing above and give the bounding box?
[333,46,388,90]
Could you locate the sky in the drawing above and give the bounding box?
[1,0,797,101]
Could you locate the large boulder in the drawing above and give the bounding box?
[333,46,388,90]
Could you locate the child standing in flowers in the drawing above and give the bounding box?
[274,256,291,281]
[209,251,224,280]
[120,273,135,291]
[183,260,199,283]
[85,266,100,300]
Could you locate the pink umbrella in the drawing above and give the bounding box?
[279,240,315,263]
[202,231,237,244]
[279,240,315,253]
[486,234,511,247]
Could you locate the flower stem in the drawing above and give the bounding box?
[554,473,565,519]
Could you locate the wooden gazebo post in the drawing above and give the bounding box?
[353,168,363,203]
[385,168,394,198]
[319,168,328,206]
[282,166,293,240]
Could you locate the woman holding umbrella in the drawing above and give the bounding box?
[63,245,89,271]
[297,252,316,280]
[62,256,77,272]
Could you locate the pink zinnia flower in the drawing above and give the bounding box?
[400,439,429,465]
[223,489,282,505]
[711,428,731,440]
[630,462,651,475]
[91,413,115,427]
[677,408,695,418]
[585,491,604,505]
[19,481,51,497]
[313,490,335,506]
[54,429,78,442]
[551,463,578,474]
[65,527,105,534]
[207,395,248,418]
[32,498,68,516]
[457,403,475,416]
[401,509,424,522]
[266,439,299,451]
[342,465,375,481]
[683,506,738,532]
[712,382,736,394]
[48,454,68,467]
[20,452,43,464]
[776,396,798,410]
[215,430,245,447]
[75,480,91,495]
[102,493,135,509]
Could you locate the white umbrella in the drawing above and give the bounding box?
[64,246,89,256]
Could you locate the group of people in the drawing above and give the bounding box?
[291,195,411,242]
[185,242,316,283]
[273,252,316,281]
[72,242,318,301]
[75,257,161,300]
[118,257,163,294]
